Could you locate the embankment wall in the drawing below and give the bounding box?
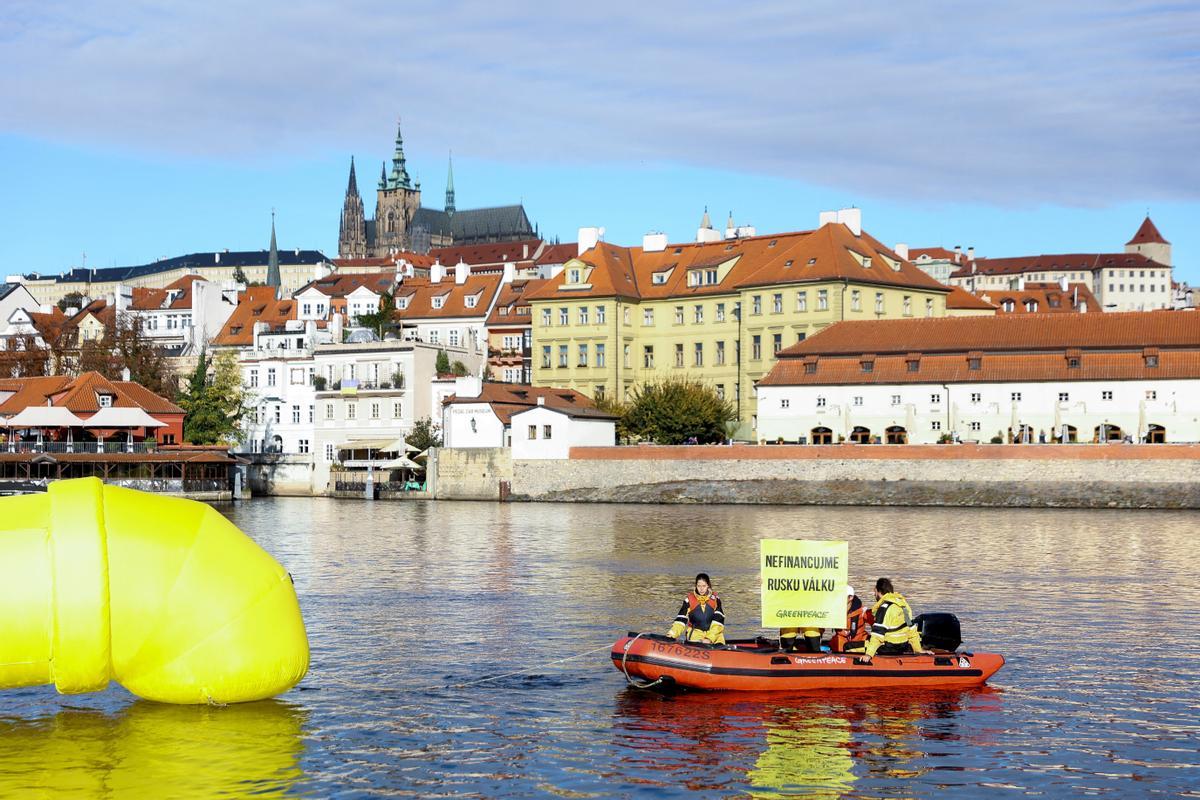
[428,447,512,501]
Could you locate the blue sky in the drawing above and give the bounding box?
[2,2,1197,282]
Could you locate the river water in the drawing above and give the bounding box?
[2,499,1198,798]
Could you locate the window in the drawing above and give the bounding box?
[851,290,862,311]
[818,290,829,311]
[393,401,402,418]
[578,343,588,366]
[528,425,537,440]
[674,343,684,367]
[931,393,941,404]
[906,359,919,373]
[298,439,310,454]
[903,296,912,316]
[325,403,334,420]
[432,296,445,310]
[797,292,807,312]
[781,398,790,409]
[346,403,357,420]
[694,305,704,324]
[715,384,725,400]
[596,305,606,324]
[715,340,725,365]
[853,396,863,406]
[891,394,901,406]
[861,360,874,373]
[643,308,654,325]
[1145,354,1159,368]
[579,307,589,325]
[716,303,726,322]
[926,298,934,317]
[370,402,380,419]
[623,306,630,325]
[542,308,551,326]
[931,420,942,431]
[559,308,568,325]
[267,368,276,387]
[541,345,551,368]
[543,425,553,440]
[1146,390,1157,400]
[970,392,982,403]
[1011,392,1022,402]
[569,268,581,283]
[596,343,606,367]
[428,329,439,344]
[1059,392,1070,402]
[325,443,335,461]
[816,396,826,408]
[249,369,259,388]
[308,404,314,423]
[1101,390,1113,401]
[1067,357,1080,369]
[448,328,460,347]
[465,295,478,309]
[773,293,783,313]
[558,345,568,367]
[968,357,981,370]
[643,346,654,368]
[772,333,782,355]
[292,405,301,424]
[875,292,885,314]
[595,385,606,400]
[752,335,762,360]
[752,295,762,315]
[624,345,631,369]
[694,342,703,367]
[674,306,684,325]
[969,421,982,432]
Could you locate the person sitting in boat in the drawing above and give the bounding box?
[779,625,822,653]
[858,578,924,662]
[828,585,871,653]
[667,573,726,645]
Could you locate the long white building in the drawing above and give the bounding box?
[757,311,1200,445]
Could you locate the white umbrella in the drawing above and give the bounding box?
[1137,399,1147,443]
[379,456,421,470]
[1053,401,1062,443]
[5,407,88,428]
[85,406,166,428]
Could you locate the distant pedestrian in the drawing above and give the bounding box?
[1039,429,1046,444]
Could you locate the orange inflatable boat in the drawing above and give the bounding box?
[612,633,1004,692]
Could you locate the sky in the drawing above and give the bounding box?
[2,1,1197,282]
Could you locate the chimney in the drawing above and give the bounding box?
[577,226,604,256]
[954,245,962,263]
[894,243,909,260]
[835,208,862,236]
[121,367,130,381]
[455,259,468,285]
[642,232,667,252]
[696,226,721,244]
[522,243,529,259]
[818,210,838,227]
[967,246,975,261]
[536,396,545,406]
[431,259,444,284]
[502,262,516,284]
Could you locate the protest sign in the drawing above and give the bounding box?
[759,539,849,629]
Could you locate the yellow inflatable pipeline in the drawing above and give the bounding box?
[0,478,309,704]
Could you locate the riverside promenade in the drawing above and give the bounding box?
[428,443,1200,508]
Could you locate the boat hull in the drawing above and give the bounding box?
[612,634,1004,692]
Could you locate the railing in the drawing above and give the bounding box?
[4,441,159,455]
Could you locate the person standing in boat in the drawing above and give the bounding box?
[667,573,726,645]
[859,578,924,662]
[829,586,871,653]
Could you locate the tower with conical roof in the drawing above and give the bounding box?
[374,118,423,254]
[266,212,282,299]
[1124,215,1171,267]
[337,156,368,259]
[445,152,456,215]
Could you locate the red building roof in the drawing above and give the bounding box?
[1126,216,1169,246]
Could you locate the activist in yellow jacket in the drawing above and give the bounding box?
[863,580,923,658]
[667,573,726,645]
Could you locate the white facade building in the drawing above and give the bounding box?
[509,404,617,459]
[441,382,616,457]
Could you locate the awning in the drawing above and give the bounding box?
[85,406,167,428]
[336,438,400,452]
[5,407,88,428]
[379,456,422,470]
[381,437,419,453]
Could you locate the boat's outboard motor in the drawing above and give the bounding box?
[913,613,962,652]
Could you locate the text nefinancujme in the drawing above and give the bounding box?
[762,555,840,569]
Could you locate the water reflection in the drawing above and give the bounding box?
[614,687,998,796]
[0,700,307,798]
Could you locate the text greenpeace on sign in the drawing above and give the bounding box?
[759,539,849,629]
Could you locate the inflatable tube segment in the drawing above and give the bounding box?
[0,478,309,704]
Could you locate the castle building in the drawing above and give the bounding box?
[338,122,536,258]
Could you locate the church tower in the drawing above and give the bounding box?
[1125,215,1171,267]
[337,156,368,259]
[374,120,422,255]
[445,153,456,215]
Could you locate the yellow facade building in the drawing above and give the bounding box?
[526,219,951,437]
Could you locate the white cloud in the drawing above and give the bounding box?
[2,0,1197,205]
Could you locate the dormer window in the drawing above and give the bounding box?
[1067,357,1080,369]
[97,393,114,408]
[1145,355,1159,368]
[1025,299,1039,312]
[432,295,446,309]
[1001,299,1015,312]
[804,361,817,374]
[569,269,581,283]
[465,294,478,309]
[862,257,872,268]
[860,359,874,373]
[396,297,408,310]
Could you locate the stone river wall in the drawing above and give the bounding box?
[498,444,1200,508]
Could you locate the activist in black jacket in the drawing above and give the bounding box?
[667,573,726,644]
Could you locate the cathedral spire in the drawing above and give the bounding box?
[445,151,456,214]
[378,161,387,190]
[388,118,412,190]
[346,156,359,196]
[267,210,282,299]
[700,205,712,230]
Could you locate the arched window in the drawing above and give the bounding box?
[810,427,833,445]
[885,426,908,444]
[849,426,871,444]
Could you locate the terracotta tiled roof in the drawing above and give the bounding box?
[909,247,960,261]
[430,240,541,266]
[524,224,948,303]
[533,243,578,265]
[297,273,395,298]
[760,349,1200,387]
[945,286,997,311]
[1126,216,1169,246]
[212,286,296,346]
[394,273,503,321]
[949,252,1164,279]
[0,376,72,415]
[981,282,1101,314]
[443,383,615,423]
[486,278,549,325]
[28,308,68,341]
[774,310,1200,360]
[0,372,182,416]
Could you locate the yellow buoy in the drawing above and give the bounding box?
[0,478,309,704]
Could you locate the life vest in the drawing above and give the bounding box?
[871,593,915,643]
[829,596,870,650]
[685,591,722,633]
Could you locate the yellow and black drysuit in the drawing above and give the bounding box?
[863,592,923,658]
[779,626,823,653]
[667,591,726,645]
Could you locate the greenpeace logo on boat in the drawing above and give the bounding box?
[796,656,848,665]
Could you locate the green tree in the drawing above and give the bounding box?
[179,349,249,445]
[619,377,736,445]
[406,416,443,451]
[77,315,177,399]
[435,350,451,375]
[355,291,397,338]
[450,360,469,377]
[57,291,86,312]
[232,265,249,285]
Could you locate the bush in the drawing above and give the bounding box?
[380,382,391,389]
[391,371,405,388]
[619,377,736,445]
[990,434,1004,444]
[312,375,327,391]
[451,360,469,377]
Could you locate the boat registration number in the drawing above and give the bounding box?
[650,642,712,661]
